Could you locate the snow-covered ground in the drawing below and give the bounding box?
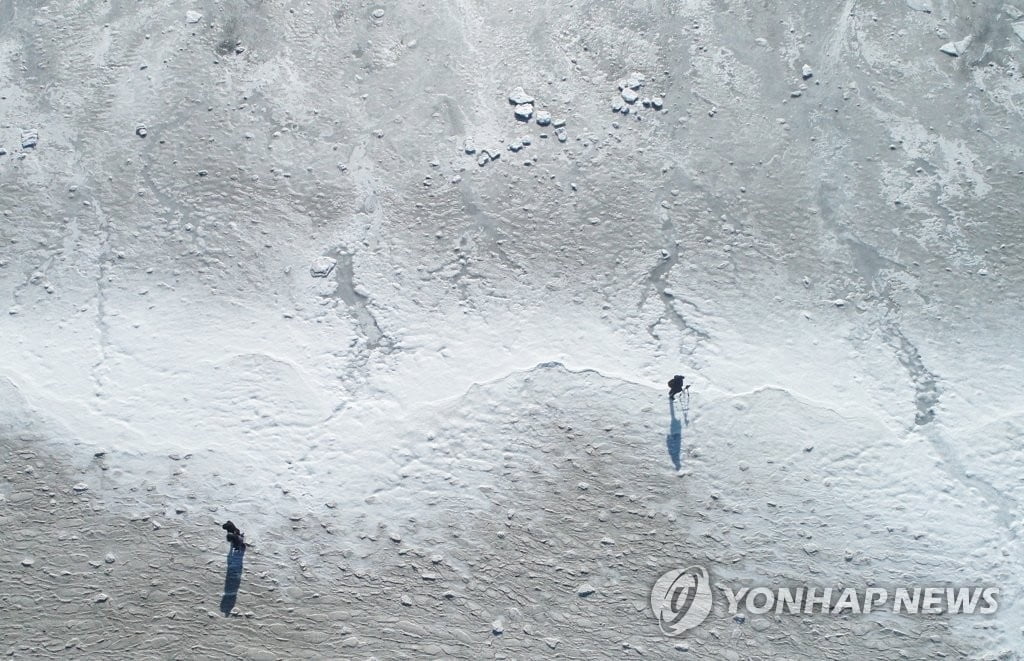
[2,0,1023,657]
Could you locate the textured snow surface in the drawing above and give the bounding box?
[1,0,1023,658]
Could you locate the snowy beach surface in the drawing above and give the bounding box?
[1,0,1023,658]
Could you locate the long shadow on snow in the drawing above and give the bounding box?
[219,545,245,616]
[667,398,685,470]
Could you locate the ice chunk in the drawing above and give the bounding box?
[514,103,534,120]
[619,74,643,90]
[940,35,972,56]
[310,256,337,278]
[508,86,534,105]
[1013,21,1024,42]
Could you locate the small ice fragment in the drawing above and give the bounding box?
[940,35,972,56]
[508,86,534,105]
[310,256,336,278]
[514,103,534,120]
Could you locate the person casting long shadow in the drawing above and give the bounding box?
[219,521,246,616]
[667,398,683,470]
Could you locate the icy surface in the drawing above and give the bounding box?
[1,0,1023,658]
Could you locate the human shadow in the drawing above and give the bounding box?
[219,545,245,616]
[667,399,683,470]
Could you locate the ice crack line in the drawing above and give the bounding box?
[885,322,939,427]
[886,320,1015,531]
[923,427,1015,532]
[641,214,710,353]
[327,250,388,351]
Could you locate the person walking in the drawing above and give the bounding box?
[668,375,685,401]
[222,520,246,552]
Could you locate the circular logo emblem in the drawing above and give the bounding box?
[650,566,713,636]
